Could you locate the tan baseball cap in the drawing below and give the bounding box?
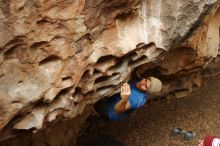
[147,77,162,93]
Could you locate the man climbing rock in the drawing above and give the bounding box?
[94,77,162,121]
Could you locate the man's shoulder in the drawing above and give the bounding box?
[129,89,148,109]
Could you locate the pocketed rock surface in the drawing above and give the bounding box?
[0,0,219,144]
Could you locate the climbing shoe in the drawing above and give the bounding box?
[171,128,184,136]
[183,131,196,140]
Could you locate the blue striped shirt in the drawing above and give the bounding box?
[108,81,148,121]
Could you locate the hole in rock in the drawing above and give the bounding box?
[115,10,133,20]
[62,76,72,81]
[94,73,119,84]
[30,41,48,49]
[73,87,82,95]
[38,55,62,78]
[81,70,90,79]
[4,44,23,59]
[87,85,115,95]
[128,55,147,66]
[71,87,83,105]
[140,67,162,78]
[36,17,51,25]
[96,85,115,92]
[108,58,125,71]
[56,87,72,97]
[39,56,61,66]
[3,37,26,59]
[18,81,23,84]
[93,69,101,74]
[4,112,32,131]
[96,55,116,63]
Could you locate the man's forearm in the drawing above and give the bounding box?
[114,98,128,114]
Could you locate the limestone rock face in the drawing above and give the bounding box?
[0,0,219,145]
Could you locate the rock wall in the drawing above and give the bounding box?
[0,0,219,145]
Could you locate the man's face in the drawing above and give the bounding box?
[136,78,151,92]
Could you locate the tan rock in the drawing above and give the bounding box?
[0,0,219,145]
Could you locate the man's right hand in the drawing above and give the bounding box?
[120,83,131,101]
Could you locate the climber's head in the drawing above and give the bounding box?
[135,77,162,93]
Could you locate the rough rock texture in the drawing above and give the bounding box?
[0,0,219,145]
